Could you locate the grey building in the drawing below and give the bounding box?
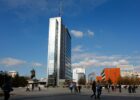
[47,17,72,86]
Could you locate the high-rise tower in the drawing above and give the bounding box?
[47,17,72,86]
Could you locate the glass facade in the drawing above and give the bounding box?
[60,25,72,80]
[47,19,59,86]
[47,17,72,86]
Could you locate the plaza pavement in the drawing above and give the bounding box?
[0,87,140,100]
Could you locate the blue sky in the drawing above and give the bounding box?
[0,0,140,78]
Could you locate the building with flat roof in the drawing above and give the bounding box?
[96,76,102,82]
[101,68,120,84]
[8,71,18,78]
[117,65,134,77]
[131,72,140,78]
[47,17,72,86]
[73,67,85,83]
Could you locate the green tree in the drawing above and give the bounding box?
[117,76,123,84]
[12,74,28,87]
[0,72,4,87]
[0,71,9,87]
[107,78,112,85]
[78,77,86,85]
[123,76,130,85]
[12,74,19,87]
[101,80,107,85]
[117,76,140,85]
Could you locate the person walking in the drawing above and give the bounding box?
[26,86,30,92]
[118,84,121,93]
[77,84,82,93]
[69,82,73,93]
[128,85,132,93]
[107,84,110,93]
[73,83,78,93]
[90,81,96,99]
[97,82,102,99]
[2,76,13,100]
[132,85,136,93]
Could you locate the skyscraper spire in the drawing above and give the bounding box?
[58,0,62,17]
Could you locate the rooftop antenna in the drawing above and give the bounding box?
[58,0,63,17]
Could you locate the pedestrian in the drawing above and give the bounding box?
[2,76,13,100]
[128,85,132,93]
[107,84,110,93]
[77,84,82,93]
[73,83,78,93]
[90,81,96,99]
[111,85,114,91]
[26,86,30,92]
[32,84,34,91]
[97,82,102,99]
[69,82,73,93]
[100,85,102,94]
[132,85,136,93]
[118,84,121,93]
[38,86,41,91]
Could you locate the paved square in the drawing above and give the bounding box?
[0,87,140,100]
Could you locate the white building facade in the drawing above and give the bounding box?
[73,67,85,83]
[117,65,134,77]
[8,71,18,78]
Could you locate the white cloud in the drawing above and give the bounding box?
[72,58,129,68]
[0,57,26,66]
[72,52,130,68]
[72,45,84,52]
[0,57,43,67]
[71,30,83,38]
[87,30,94,36]
[32,62,42,67]
[71,29,95,38]
[118,59,129,65]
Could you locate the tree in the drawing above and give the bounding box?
[78,77,86,85]
[0,72,4,87]
[0,71,9,87]
[101,80,107,85]
[12,74,28,87]
[117,76,140,85]
[12,74,19,87]
[117,76,122,84]
[0,71,28,87]
[107,78,112,85]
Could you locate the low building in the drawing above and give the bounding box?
[96,76,102,82]
[38,78,47,88]
[101,68,120,84]
[8,71,18,78]
[117,65,134,77]
[132,72,140,78]
[73,67,85,83]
